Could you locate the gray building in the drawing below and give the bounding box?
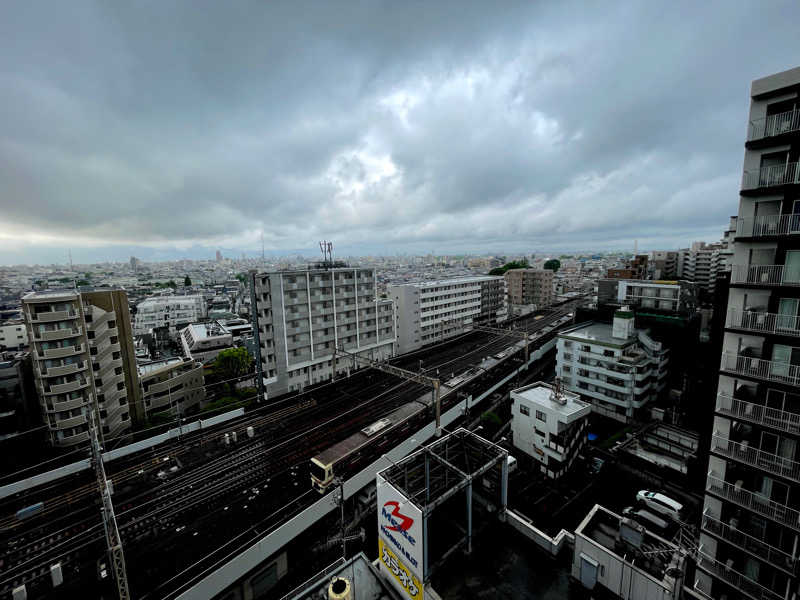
[389,276,506,354]
[597,279,697,314]
[504,268,554,309]
[698,66,800,600]
[252,268,396,397]
[22,288,141,447]
[138,357,206,419]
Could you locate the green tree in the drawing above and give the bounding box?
[184,275,192,287]
[167,280,177,289]
[213,347,253,394]
[488,260,529,276]
[543,259,561,272]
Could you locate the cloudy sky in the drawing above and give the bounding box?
[1,1,799,265]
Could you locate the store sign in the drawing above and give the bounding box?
[376,474,424,599]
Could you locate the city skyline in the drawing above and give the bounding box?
[2,2,799,264]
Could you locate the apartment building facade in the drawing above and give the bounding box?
[22,288,140,447]
[252,268,396,397]
[138,357,206,419]
[555,309,669,423]
[597,279,697,314]
[134,295,207,337]
[504,268,554,309]
[389,276,507,354]
[0,320,28,351]
[650,251,679,280]
[697,66,800,600]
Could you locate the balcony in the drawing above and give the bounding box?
[48,397,87,412]
[748,109,800,143]
[730,264,800,286]
[702,512,795,573]
[43,360,87,378]
[735,214,800,240]
[40,343,84,359]
[58,430,89,446]
[742,161,800,193]
[720,352,800,386]
[695,548,783,600]
[727,308,800,338]
[712,434,800,483]
[717,393,800,434]
[55,414,87,429]
[30,309,78,322]
[45,378,89,395]
[706,473,800,532]
[34,326,82,342]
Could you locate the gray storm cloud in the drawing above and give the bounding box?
[1,0,799,263]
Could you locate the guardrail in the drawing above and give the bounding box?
[748,108,800,141]
[742,161,800,190]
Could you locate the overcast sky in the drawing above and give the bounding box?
[1,1,799,265]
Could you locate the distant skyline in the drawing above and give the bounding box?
[2,2,798,264]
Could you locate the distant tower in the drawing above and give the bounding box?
[68,249,73,272]
[216,250,223,262]
[261,231,265,262]
[634,239,638,255]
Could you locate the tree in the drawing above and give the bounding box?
[543,259,561,272]
[184,275,192,287]
[488,260,529,276]
[213,347,253,394]
[167,280,177,289]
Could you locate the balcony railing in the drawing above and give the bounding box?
[706,473,800,531]
[727,308,800,337]
[712,434,800,483]
[721,352,800,385]
[742,161,800,190]
[736,214,800,239]
[717,393,800,434]
[748,109,800,142]
[730,264,800,286]
[696,548,783,600]
[702,512,795,572]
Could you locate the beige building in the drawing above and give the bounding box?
[138,357,205,419]
[252,268,396,397]
[504,268,554,309]
[22,288,140,447]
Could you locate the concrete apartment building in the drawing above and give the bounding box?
[697,66,800,600]
[555,308,669,423]
[597,279,697,314]
[138,357,205,419]
[134,295,207,337]
[389,276,507,354]
[0,320,27,351]
[510,381,591,479]
[504,268,554,309]
[677,236,734,297]
[252,268,396,397]
[22,288,140,447]
[650,251,679,280]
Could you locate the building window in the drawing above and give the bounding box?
[519,405,530,416]
[535,410,546,422]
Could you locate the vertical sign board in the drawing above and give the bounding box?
[376,473,424,600]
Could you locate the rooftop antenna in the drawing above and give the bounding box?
[319,240,334,266]
[550,377,567,405]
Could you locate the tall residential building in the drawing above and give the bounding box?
[697,66,800,600]
[650,251,679,280]
[389,276,507,354]
[252,268,396,397]
[677,236,734,297]
[22,288,140,447]
[134,295,207,337]
[504,268,554,309]
[555,308,669,423]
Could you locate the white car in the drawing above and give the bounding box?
[636,490,684,521]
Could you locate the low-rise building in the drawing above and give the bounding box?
[510,381,591,479]
[134,295,207,337]
[0,319,28,351]
[596,279,697,314]
[180,322,233,364]
[504,268,554,309]
[138,357,205,419]
[390,276,507,354]
[572,504,685,600]
[556,308,670,423]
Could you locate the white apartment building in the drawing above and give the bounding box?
[0,320,28,351]
[251,268,396,397]
[698,66,800,600]
[389,276,507,354]
[677,237,734,296]
[597,279,697,313]
[556,308,669,423]
[138,357,205,418]
[511,381,591,479]
[134,295,207,337]
[22,288,140,447]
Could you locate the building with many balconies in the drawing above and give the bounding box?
[504,268,554,310]
[133,295,207,338]
[389,276,507,354]
[22,288,140,448]
[251,268,396,397]
[138,357,205,420]
[555,308,670,423]
[697,66,800,600]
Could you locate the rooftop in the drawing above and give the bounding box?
[393,275,503,288]
[512,381,589,418]
[558,321,635,348]
[185,322,230,340]
[138,357,185,377]
[22,289,79,301]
